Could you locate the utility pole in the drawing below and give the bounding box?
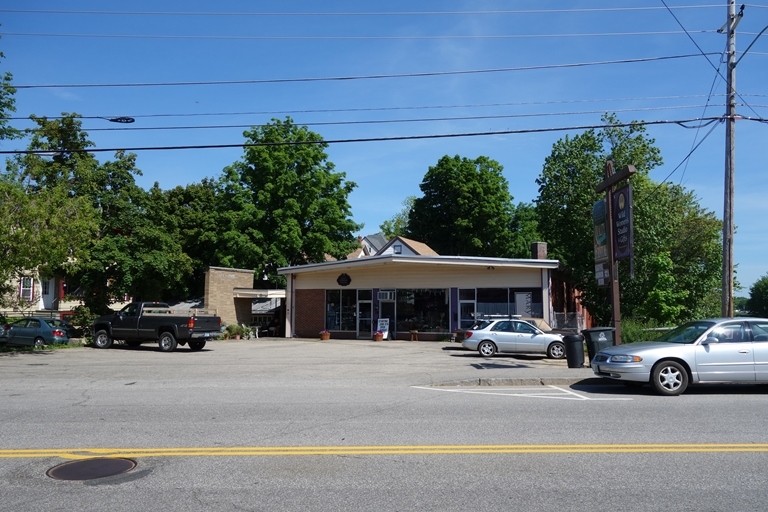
[721,1,741,318]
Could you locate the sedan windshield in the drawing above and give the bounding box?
[656,321,715,343]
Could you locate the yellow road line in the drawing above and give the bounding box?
[2,444,768,459]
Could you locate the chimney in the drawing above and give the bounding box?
[530,242,548,260]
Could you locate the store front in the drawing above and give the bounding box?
[278,253,558,341]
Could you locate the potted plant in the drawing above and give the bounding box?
[319,329,331,341]
[372,330,384,342]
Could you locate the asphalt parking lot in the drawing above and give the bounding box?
[0,336,598,388]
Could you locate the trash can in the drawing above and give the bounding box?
[582,327,616,363]
[563,334,585,368]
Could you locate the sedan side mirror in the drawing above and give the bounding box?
[701,336,720,345]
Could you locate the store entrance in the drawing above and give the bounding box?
[357,301,372,339]
[379,301,396,340]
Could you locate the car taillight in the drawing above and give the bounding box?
[465,331,473,338]
[188,317,195,329]
[52,329,65,337]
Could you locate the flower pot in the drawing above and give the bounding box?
[320,333,330,341]
[372,333,383,342]
[234,335,241,340]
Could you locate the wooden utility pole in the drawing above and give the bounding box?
[722,0,738,318]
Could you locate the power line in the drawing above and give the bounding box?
[1,30,720,40]
[0,117,731,155]
[51,105,725,133]
[7,94,731,121]
[0,6,725,16]
[13,53,719,89]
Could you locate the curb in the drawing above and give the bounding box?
[434,377,612,387]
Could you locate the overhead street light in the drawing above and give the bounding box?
[99,116,135,124]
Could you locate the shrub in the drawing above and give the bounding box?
[621,317,668,344]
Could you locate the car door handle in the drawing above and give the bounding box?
[739,350,750,353]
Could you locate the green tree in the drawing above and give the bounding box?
[216,118,361,286]
[407,155,514,256]
[162,178,221,298]
[508,202,541,258]
[0,43,22,142]
[380,196,415,239]
[535,114,721,324]
[747,276,768,316]
[9,114,191,310]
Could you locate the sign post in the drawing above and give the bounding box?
[595,161,636,345]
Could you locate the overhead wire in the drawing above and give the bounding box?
[12,53,720,89]
[23,105,725,133]
[0,6,726,16]
[0,117,733,156]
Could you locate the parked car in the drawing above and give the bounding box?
[0,317,70,348]
[46,318,78,339]
[591,317,768,396]
[462,318,565,359]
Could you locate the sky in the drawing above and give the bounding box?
[1,1,767,294]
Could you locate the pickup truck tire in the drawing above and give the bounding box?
[94,330,113,349]
[189,341,206,351]
[158,331,177,352]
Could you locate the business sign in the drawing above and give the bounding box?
[592,199,609,264]
[376,318,390,340]
[612,184,633,260]
[595,261,610,288]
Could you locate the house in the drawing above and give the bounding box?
[1,273,66,313]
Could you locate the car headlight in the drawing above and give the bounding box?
[608,355,643,363]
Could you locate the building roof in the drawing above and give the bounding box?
[277,254,559,275]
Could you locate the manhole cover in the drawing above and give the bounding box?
[47,458,136,481]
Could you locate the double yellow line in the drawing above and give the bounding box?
[2,444,768,459]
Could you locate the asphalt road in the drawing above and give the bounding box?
[2,338,768,511]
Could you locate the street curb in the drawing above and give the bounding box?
[434,377,612,387]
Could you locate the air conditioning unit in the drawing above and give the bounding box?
[377,291,396,301]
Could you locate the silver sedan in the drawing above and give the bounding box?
[592,317,768,395]
[462,319,565,359]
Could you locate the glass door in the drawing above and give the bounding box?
[357,301,372,338]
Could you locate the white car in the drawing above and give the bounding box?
[462,319,565,359]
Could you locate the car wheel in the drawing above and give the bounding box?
[94,330,113,349]
[33,337,45,349]
[189,341,206,351]
[651,361,688,396]
[158,332,177,352]
[547,341,566,359]
[478,340,496,357]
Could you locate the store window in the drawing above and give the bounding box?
[396,289,449,333]
[476,288,509,317]
[325,289,360,331]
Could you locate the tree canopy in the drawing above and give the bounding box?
[214,118,362,286]
[535,114,721,324]
[747,275,768,317]
[407,155,515,257]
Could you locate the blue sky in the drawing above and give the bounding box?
[1,1,767,294]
